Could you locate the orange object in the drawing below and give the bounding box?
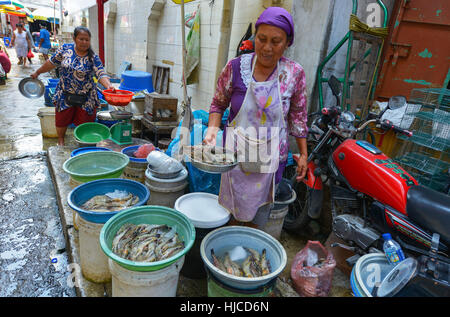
[102,89,133,106]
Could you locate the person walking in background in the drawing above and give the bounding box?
[10,23,31,67]
[6,21,13,37]
[38,24,51,61]
[20,18,35,64]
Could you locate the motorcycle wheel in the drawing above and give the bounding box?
[283,180,312,232]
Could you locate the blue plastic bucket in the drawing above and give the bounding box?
[119,71,154,93]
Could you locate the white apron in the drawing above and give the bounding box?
[219,56,286,222]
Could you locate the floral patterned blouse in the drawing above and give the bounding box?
[50,43,108,114]
[210,53,308,139]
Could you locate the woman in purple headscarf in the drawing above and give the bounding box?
[204,7,308,228]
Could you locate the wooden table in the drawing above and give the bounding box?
[141,117,178,146]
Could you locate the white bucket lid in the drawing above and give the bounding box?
[174,193,230,229]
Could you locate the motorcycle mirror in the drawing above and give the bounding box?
[328,75,342,99]
[387,95,407,110]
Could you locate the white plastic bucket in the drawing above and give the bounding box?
[37,107,58,138]
[108,256,185,297]
[262,189,296,240]
[144,167,188,208]
[78,215,111,283]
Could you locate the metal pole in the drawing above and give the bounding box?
[180,0,188,106]
[53,0,56,38]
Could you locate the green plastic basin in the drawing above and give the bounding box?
[100,206,196,272]
[62,151,130,183]
[74,122,111,143]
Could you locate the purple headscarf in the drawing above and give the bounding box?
[255,7,295,46]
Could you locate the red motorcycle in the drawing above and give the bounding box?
[283,76,450,295]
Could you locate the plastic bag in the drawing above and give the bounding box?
[290,241,336,297]
[27,49,34,58]
[134,143,155,158]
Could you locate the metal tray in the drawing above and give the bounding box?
[18,77,45,98]
[109,110,133,120]
[187,146,238,174]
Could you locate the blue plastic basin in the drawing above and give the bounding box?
[119,71,154,93]
[68,178,150,223]
[70,147,112,157]
[121,145,148,164]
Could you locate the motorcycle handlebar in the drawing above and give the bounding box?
[321,106,340,117]
[380,119,413,137]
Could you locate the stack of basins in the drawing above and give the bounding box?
[144,163,189,208]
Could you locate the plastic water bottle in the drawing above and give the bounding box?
[382,233,405,265]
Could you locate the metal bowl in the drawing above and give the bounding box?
[147,165,183,179]
[18,77,45,98]
[190,158,238,174]
[187,146,238,174]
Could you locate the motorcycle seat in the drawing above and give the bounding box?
[406,185,450,244]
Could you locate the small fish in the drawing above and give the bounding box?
[211,249,227,273]
[223,252,243,277]
[260,249,271,276]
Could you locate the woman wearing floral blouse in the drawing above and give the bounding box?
[203,7,308,228]
[31,26,114,146]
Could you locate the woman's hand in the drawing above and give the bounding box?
[294,154,308,182]
[203,128,218,147]
[30,71,39,79]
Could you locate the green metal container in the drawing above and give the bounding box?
[99,206,196,272]
[62,151,130,183]
[74,122,111,143]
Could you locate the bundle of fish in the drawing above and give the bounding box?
[211,247,271,278]
[188,145,236,165]
[112,223,184,262]
[81,192,140,212]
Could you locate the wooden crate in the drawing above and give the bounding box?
[144,92,178,122]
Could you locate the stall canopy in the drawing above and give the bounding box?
[0,1,34,18]
[32,6,59,23]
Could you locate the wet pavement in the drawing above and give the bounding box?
[0,47,352,298]
[0,48,76,297]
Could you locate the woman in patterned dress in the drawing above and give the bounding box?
[203,7,309,227]
[31,26,114,146]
